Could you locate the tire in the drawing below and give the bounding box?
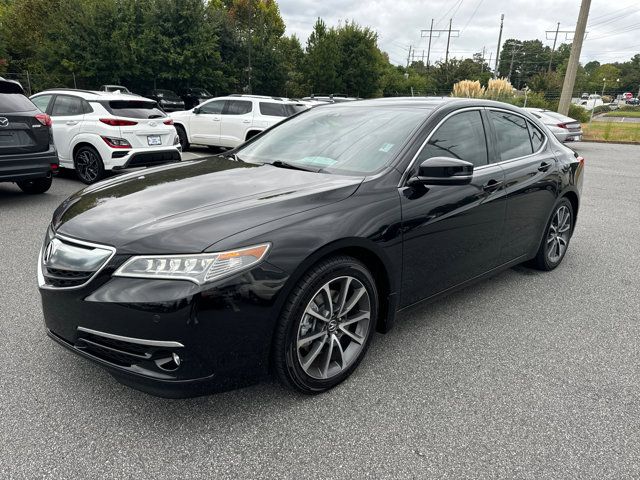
[175,125,189,151]
[273,255,378,394]
[530,198,574,271]
[17,175,52,194]
[74,145,105,184]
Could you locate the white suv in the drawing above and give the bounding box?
[30,89,181,184]
[170,95,308,150]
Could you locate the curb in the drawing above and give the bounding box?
[580,139,640,145]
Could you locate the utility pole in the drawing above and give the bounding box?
[420,20,459,66]
[558,0,591,115]
[445,18,453,64]
[547,22,560,73]
[406,45,412,69]
[494,14,504,78]
[508,45,521,81]
[481,46,486,72]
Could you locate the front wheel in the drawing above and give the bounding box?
[531,198,574,271]
[74,146,105,184]
[273,256,378,394]
[17,175,52,194]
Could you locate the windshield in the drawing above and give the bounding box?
[192,88,211,96]
[237,106,428,175]
[156,90,179,99]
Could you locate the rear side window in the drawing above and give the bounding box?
[225,100,252,115]
[0,93,37,113]
[417,110,488,167]
[31,95,53,113]
[259,102,287,117]
[51,95,85,116]
[527,121,545,151]
[103,100,165,119]
[488,110,533,161]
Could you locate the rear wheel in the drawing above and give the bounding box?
[531,198,574,271]
[17,175,52,194]
[273,256,378,394]
[74,145,105,184]
[175,125,189,151]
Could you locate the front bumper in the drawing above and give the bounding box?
[0,144,58,182]
[39,243,289,397]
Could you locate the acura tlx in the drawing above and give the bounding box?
[38,98,583,397]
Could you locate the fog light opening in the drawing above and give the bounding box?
[154,351,181,371]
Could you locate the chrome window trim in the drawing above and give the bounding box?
[37,232,116,290]
[398,106,550,187]
[77,326,184,349]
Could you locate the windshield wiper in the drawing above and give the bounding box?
[223,153,245,163]
[267,160,322,173]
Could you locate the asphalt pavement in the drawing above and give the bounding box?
[1,142,639,479]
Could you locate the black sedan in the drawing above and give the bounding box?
[146,89,185,112]
[38,98,584,397]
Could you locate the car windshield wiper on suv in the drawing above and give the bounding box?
[267,160,323,173]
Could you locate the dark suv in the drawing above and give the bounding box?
[181,87,213,110]
[0,78,58,194]
[146,89,185,112]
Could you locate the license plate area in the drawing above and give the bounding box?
[147,135,161,146]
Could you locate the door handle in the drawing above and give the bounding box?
[482,179,502,192]
[212,118,220,122]
[538,162,551,172]
[242,120,251,124]
[65,120,78,126]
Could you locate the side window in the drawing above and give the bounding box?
[224,100,252,115]
[488,110,533,161]
[527,121,545,152]
[31,95,53,113]
[417,110,488,167]
[259,102,287,117]
[199,100,225,114]
[51,95,85,117]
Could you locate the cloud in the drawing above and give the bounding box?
[279,0,640,65]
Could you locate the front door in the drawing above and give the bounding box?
[400,109,506,307]
[189,99,225,146]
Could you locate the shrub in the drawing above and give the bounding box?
[485,78,514,100]
[451,80,485,98]
[592,105,612,115]
[568,104,590,123]
[619,105,640,112]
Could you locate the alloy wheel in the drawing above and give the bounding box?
[76,149,100,183]
[546,205,571,263]
[296,276,371,380]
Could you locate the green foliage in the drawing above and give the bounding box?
[568,104,590,123]
[592,105,612,115]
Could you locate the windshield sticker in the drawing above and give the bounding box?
[379,143,394,153]
[300,156,338,166]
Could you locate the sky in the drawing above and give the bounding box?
[279,0,640,67]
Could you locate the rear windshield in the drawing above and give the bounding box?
[0,93,36,113]
[102,100,166,119]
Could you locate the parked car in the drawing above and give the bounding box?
[0,77,58,194]
[170,94,308,150]
[99,85,132,94]
[626,97,640,105]
[525,108,583,142]
[146,89,185,112]
[302,93,360,103]
[38,97,583,397]
[580,92,589,100]
[30,89,181,184]
[622,92,634,101]
[181,87,213,109]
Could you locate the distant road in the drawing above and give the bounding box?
[593,115,640,124]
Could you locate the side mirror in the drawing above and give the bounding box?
[409,156,473,186]
[193,107,200,114]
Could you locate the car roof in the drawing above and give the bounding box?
[31,89,152,102]
[324,97,531,112]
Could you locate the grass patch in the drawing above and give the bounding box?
[582,122,640,142]
[603,110,640,118]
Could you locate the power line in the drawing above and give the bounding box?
[462,0,484,32]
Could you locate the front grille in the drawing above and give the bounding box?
[127,150,180,167]
[40,234,114,289]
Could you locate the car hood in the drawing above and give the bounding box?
[53,158,363,253]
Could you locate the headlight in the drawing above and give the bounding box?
[113,244,270,285]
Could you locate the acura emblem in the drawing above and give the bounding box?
[0,117,8,127]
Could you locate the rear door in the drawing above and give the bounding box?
[486,109,559,262]
[49,95,86,162]
[188,99,225,145]
[0,93,49,156]
[219,99,253,147]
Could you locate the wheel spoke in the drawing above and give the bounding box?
[341,287,366,316]
[338,326,365,345]
[336,277,352,317]
[333,334,345,368]
[305,306,330,323]
[321,284,334,319]
[321,335,335,378]
[341,311,369,327]
[301,336,327,371]
[297,330,327,349]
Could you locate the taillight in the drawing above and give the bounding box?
[35,113,52,127]
[557,123,568,129]
[100,118,138,126]
[163,119,174,125]
[50,163,58,172]
[101,136,132,149]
